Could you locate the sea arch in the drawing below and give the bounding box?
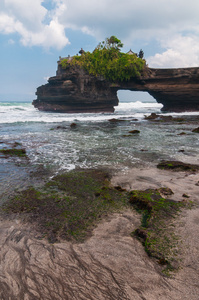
[33,67,199,113]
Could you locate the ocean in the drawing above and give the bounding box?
[0,97,199,199]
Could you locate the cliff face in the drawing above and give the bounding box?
[33,64,118,113]
[128,67,199,112]
[33,63,199,113]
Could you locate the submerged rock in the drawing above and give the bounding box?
[0,148,26,157]
[108,118,126,122]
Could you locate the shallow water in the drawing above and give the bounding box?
[0,100,199,199]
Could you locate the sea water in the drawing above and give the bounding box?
[1,95,199,200]
[0,96,199,179]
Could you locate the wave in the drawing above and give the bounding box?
[0,101,199,124]
[115,101,163,111]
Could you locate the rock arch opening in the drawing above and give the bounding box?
[33,66,199,113]
[117,90,157,104]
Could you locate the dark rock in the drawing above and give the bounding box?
[172,117,185,122]
[128,130,140,134]
[134,228,147,241]
[13,142,22,148]
[55,125,67,130]
[178,132,186,135]
[157,160,199,172]
[160,115,173,121]
[182,193,190,198]
[144,113,158,120]
[192,127,199,133]
[129,190,153,212]
[114,186,126,192]
[145,114,184,122]
[108,118,125,122]
[158,258,168,265]
[157,187,174,196]
[33,61,199,113]
[70,123,77,128]
[0,148,26,158]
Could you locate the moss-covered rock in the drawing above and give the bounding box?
[2,169,129,243]
[129,188,186,272]
[157,161,199,172]
[0,148,26,157]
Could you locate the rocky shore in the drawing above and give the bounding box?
[0,158,199,299]
[1,110,199,299]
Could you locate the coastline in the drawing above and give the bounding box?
[0,163,199,299]
[1,102,199,298]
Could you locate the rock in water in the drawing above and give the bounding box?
[33,59,199,113]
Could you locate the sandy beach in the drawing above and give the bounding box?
[0,166,199,300]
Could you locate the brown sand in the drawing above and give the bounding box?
[0,167,199,299]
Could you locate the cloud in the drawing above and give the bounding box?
[148,35,199,68]
[57,0,199,66]
[58,0,199,39]
[4,0,47,31]
[1,0,199,66]
[0,0,69,49]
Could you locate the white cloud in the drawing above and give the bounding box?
[58,0,199,39]
[148,35,199,68]
[1,0,199,66]
[5,0,47,31]
[0,0,69,49]
[0,13,18,34]
[57,0,199,67]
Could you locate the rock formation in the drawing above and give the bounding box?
[33,60,199,113]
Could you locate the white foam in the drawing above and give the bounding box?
[115,101,163,111]
[1,101,199,124]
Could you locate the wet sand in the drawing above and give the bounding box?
[0,167,199,299]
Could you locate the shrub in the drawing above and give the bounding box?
[60,36,146,82]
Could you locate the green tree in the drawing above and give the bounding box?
[61,37,146,82]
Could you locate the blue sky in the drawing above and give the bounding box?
[0,0,199,102]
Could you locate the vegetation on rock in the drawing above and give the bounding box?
[157,161,199,172]
[2,167,193,274]
[2,169,129,243]
[0,148,26,157]
[60,36,146,82]
[129,188,188,274]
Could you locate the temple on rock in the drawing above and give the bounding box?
[33,57,199,113]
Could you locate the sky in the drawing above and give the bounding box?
[0,0,199,102]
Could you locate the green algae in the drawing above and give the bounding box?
[0,148,26,157]
[2,169,129,243]
[129,188,189,274]
[157,161,199,172]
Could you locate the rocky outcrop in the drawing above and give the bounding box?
[33,64,118,113]
[33,62,199,113]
